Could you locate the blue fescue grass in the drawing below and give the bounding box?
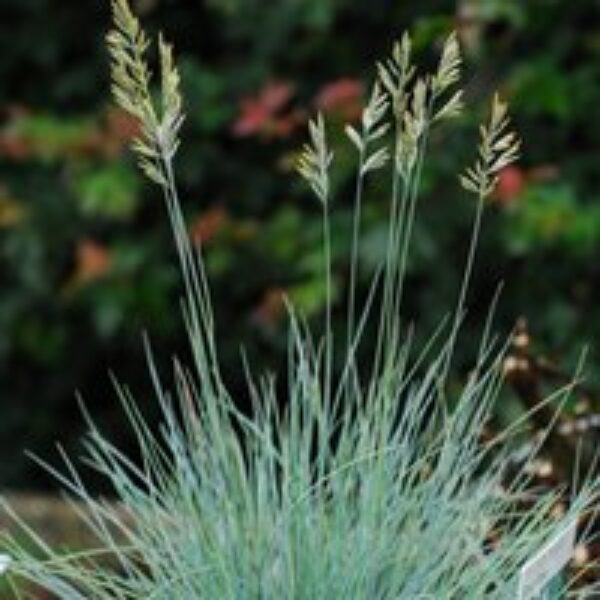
[1,1,598,597]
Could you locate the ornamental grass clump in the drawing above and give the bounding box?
[1,1,598,597]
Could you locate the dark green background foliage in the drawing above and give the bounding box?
[0,0,598,489]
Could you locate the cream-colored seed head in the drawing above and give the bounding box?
[107,0,184,186]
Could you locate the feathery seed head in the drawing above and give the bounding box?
[107,0,183,186]
[344,82,390,176]
[297,113,333,205]
[433,31,462,96]
[378,31,416,120]
[460,93,521,197]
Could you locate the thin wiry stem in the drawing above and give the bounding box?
[322,199,333,406]
[372,115,405,384]
[390,98,435,328]
[346,144,366,362]
[441,190,486,383]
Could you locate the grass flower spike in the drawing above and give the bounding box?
[296,113,333,205]
[106,0,183,185]
[460,93,521,198]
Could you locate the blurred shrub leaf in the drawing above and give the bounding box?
[72,163,141,220]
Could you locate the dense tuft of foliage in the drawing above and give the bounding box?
[2,0,600,494]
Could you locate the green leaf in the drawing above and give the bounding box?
[72,163,142,220]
